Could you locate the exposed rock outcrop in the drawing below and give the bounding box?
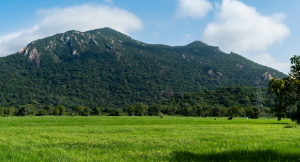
[26,48,40,68]
[60,34,71,44]
[25,48,30,55]
[72,50,77,55]
[28,48,39,60]
[161,89,173,99]
[261,72,273,81]
[87,34,98,45]
[217,72,222,77]
[213,46,221,52]
[115,52,123,61]
[236,63,243,69]
[208,69,214,77]
[19,47,27,54]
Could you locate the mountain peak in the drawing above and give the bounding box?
[17,27,138,67]
[185,41,222,52]
[186,41,206,47]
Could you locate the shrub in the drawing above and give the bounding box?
[110,109,122,116]
[82,107,90,116]
[18,104,36,116]
[74,106,84,116]
[284,122,297,128]
[134,103,148,116]
[53,108,60,116]
[56,105,66,116]
[39,109,47,116]
[158,112,164,119]
[42,105,53,115]
[92,106,101,116]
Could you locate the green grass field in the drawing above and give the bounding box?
[0,116,299,162]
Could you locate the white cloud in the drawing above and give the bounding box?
[201,0,290,53]
[175,0,213,19]
[251,53,290,74]
[0,4,143,56]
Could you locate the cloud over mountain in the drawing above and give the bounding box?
[0,4,143,56]
[201,0,290,53]
[250,53,290,74]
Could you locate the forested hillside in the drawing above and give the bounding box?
[157,85,275,108]
[145,85,275,117]
[0,28,286,109]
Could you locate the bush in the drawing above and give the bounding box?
[53,108,60,116]
[284,122,297,128]
[158,112,164,119]
[39,109,47,116]
[18,104,36,116]
[5,106,15,115]
[92,106,101,116]
[74,106,84,116]
[110,109,122,116]
[56,105,66,116]
[0,107,4,116]
[41,105,53,115]
[134,103,148,116]
[82,107,90,116]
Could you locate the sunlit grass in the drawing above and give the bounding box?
[0,116,299,161]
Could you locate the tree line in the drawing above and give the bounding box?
[0,85,281,118]
[0,102,271,118]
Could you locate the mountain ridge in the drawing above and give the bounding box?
[0,27,286,108]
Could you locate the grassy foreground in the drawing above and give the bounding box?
[0,116,299,162]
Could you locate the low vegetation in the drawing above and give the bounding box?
[0,116,298,161]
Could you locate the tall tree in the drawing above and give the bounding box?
[92,106,101,116]
[82,107,90,116]
[74,106,84,116]
[55,105,66,116]
[269,55,299,121]
[42,105,54,115]
[134,103,148,116]
[5,106,15,115]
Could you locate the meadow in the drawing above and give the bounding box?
[0,116,299,162]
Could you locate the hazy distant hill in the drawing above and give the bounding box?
[0,27,286,108]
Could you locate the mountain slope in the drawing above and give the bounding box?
[0,27,286,108]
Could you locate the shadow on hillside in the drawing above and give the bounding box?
[170,150,299,162]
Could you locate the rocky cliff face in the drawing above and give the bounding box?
[208,69,214,77]
[261,72,273,81]
[17,28,139,67]
[19,46,40,68]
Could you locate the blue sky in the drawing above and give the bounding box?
[0,0,299,74]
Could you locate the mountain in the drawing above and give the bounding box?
[0,27,286,109]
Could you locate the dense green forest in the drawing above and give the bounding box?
[0,28,286,109]
[0,85,280,118]
[142,85,277,118]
